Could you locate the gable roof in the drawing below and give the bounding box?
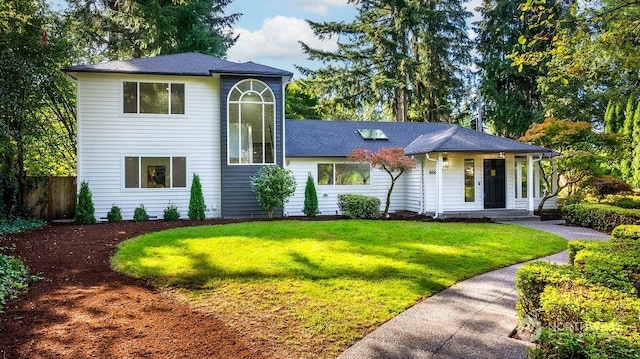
[285,120,551,157]
[62,52,293,77]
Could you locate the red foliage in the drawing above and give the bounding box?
[348,147,417,174]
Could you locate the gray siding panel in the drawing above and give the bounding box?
[220,76,284,218]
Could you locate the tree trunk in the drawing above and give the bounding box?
[384,179,396,216]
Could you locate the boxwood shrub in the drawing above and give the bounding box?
[337,194,381,219]
[611,224,640,242]
[517,235,640,359]
[515,261,582,323]
[562,203,640,232]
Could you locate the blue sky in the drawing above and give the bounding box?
[225,0,357,77]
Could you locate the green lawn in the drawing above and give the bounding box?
[112,220,566,357]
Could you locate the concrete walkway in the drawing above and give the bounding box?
[338,220,609,359]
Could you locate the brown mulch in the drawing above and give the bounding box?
[0,219,271,359]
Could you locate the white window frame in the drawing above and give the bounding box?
[122,155,188,190]
[317,162,371,186]
[121,81,186,115]
[226,79,276,165]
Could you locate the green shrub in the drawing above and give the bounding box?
[562,203,640,232]
[0,254,29,312]
[188,174,206,220]
[602,195,640,209]
[530,329,640,359]
[573,241,640,294]
[133,204,150,222]
[106,204,123,223]
[611,224,640,242]
[250,166,296,218]
[74,180,96,224]
[567,240,595,266]
[0,217,45,237]
[561,193,585,207]
[515,261,581,323]
[302,173,320,217]
[163,202,181,221]
[337,194,381,219]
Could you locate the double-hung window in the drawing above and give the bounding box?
[123,81,185,114]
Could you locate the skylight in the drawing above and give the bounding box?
[358,129,388,140]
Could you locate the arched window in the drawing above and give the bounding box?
[227,79,275,164]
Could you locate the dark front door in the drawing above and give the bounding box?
[484,159,506,209]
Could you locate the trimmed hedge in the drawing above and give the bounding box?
[517,234,640,359]
[562,203,640,232]
[611,224,640,242]
[515,261,582,324]
[601,195,640,209]
[337,194,381,219]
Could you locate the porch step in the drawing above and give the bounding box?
[440,210,540,222]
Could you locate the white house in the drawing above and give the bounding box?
[63,52,555,220]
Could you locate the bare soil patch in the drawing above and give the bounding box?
[0,220,272,359]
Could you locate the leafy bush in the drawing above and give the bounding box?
[529,329,640,359]
[589,176,633,198]
[250,165,296,218]
[106,204,123,223]
[133,205,150,222]
[611,225,640,242]
[163,202,180,221]
[562,203,640,232]
[188,174,206,220]
[74,180,96,224]
[337,194,381,219]
[515,261,581,323]
[302,173,319,217]
[518,237,640,359]
[0,217,45,237]
[602,195,640,209]
[0,254,29,312]
[561,193,585,207]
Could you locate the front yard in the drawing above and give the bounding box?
[112,220,566,358]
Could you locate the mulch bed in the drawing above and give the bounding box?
[0,219,272,359]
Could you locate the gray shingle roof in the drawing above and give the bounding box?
[62,52,293,77]
[285,120,551,157]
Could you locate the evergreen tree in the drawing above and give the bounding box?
[67,0,240,60]
[300,0,471,123]
[188,174,206,220]
[74,181,96,224]
[620,95,636,181]
[603,99,616,133]
[475,0,561,138]
[302,173,319,217]
[632,102,640,187]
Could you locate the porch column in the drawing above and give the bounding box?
[527,154,534,214]
[437,153,444,216]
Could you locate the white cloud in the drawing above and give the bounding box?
[227,15,339,63]
[288,0,350,15]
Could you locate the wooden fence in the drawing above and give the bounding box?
[26,177,76,220]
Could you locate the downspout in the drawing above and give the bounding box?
[425,153,440,218]
[419,157,425,214]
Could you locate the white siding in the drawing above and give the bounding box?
[77,74,221,220]
[284,158,415,216]
[440,154,483,211]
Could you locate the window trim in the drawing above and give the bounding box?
[121,80,186,116]
[226,79,276,165]
[317,162,371,186]
[122,155,188,190]
[464,158,475,203]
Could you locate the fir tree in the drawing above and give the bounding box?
[632,102,640,187]
[188,174,206,220]
[74,181,96,224]
[620,95,636,181]
[300,0,471,123]
[604,99,617,133]
[302,173,320,217]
